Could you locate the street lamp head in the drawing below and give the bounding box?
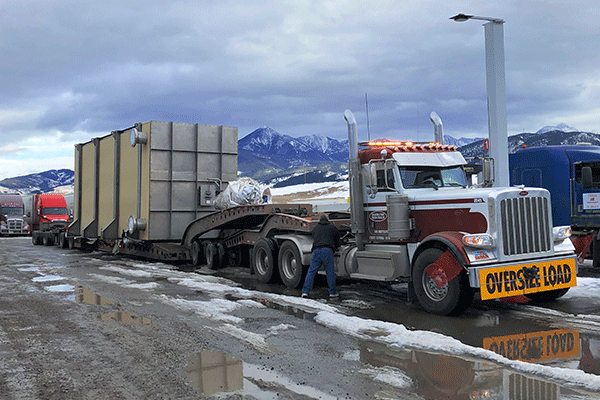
[450,13,473,22]
[450,13,505,24]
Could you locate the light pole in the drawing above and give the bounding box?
[450,13,509,187]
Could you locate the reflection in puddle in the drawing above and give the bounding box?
[483,329,579,363]
[185,350,243,396]
[73,286,153,327]
[185,349,337,399]
[100,311,153,327]
[32,274,64,282]
[74,286,118,306]
[359,341,585,399]
[45,284,74,293]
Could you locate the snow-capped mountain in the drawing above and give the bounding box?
[444,135,484,148]
[0,169,74,194]
[458,130,600,159]
[535,123,578,135]
[238,126,348,182]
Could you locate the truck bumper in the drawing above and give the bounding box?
[467,255,577,300]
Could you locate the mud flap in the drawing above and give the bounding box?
[424,250,463,288]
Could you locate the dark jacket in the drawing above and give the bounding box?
[311,220,340,252]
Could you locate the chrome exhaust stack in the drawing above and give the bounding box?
[344,110,365,251]
[430,112,444,144]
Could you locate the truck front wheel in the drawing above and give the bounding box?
[278,241,305,288]
[413,248,473,316]
[252,238,278,283]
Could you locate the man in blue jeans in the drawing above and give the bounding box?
[301,214,341,298]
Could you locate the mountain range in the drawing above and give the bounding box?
[2,124,599,194]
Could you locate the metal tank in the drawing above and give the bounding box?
[69,121,237,242]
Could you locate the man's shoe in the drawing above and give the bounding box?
[301,293,309,298]
[329,292,339,298]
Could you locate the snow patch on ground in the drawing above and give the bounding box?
[359,366,413,389]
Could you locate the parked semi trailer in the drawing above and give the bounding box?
[510,144,600,268]
[0,194,29,236]
[25,193,70,246]
[64,114,578,315]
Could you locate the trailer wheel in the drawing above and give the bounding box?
[68,237,75,250]
[204,241,225,270]
[278,241,305,288]
[32,232,41,245]
[59,232,68,249]
[252,238,278,283]
[42,234,54,246]
[190,241,204,267]
[526,288,569,302]
[413,248,473,315]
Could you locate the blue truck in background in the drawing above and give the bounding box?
[510,144,600,268]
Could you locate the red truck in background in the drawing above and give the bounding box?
[26,193,70,246]
[0,194,29,235]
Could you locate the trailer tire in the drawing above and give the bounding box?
[413,248,473,316]
[68,237,75,250]
[278,241,305,288]
[190,241,204,267]
[204,241,225,270]
[252,238,278,283]
[42,234,54,246]
[58,232,68,249]
[32,232,41,245]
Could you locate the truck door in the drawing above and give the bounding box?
[520,169,542,187]
[573,161,600,228]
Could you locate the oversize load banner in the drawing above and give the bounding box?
[483,329,579,362]
[479,257,577,300]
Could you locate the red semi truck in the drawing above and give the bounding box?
[0,194,29,236]
[28,193,70,246]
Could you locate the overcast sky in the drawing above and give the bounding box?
[1,0,599,179]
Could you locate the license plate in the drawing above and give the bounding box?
[479,257,577,300]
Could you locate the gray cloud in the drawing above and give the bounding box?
[1,0,599,171]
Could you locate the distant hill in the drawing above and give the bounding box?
[0,169,74,194]
[458,130,600,158]
[2,124,599,192]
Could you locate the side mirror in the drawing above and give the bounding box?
[582,166,593,189]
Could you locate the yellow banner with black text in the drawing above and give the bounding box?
[479,257,577,300]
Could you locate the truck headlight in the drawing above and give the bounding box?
[553,226,572,241]
[463,234,494,248]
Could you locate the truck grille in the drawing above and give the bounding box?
[508,373,558,400]
[500,197,551,256]
[7,218,23,233]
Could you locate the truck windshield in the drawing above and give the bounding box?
[43,207,69,215]
[399,166,467,189]
[1,206,24,215]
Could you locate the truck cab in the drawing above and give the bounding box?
[0,194,29,235]
[510,144,600,267]
[343,110,577,315]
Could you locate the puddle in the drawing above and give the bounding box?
[32,274,64,282]
[184,349,337,399]
[18,266,40,273]
[45,284,74,293]
[74,286,119,306]
[99,310,153,327]
[72,286,154,327]
[359,340,590,399]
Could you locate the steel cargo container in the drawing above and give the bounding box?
[69,121,237,243]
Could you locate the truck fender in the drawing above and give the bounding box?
[414,231,470,267]
[273,234,313,265]
[411,232,470,288]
